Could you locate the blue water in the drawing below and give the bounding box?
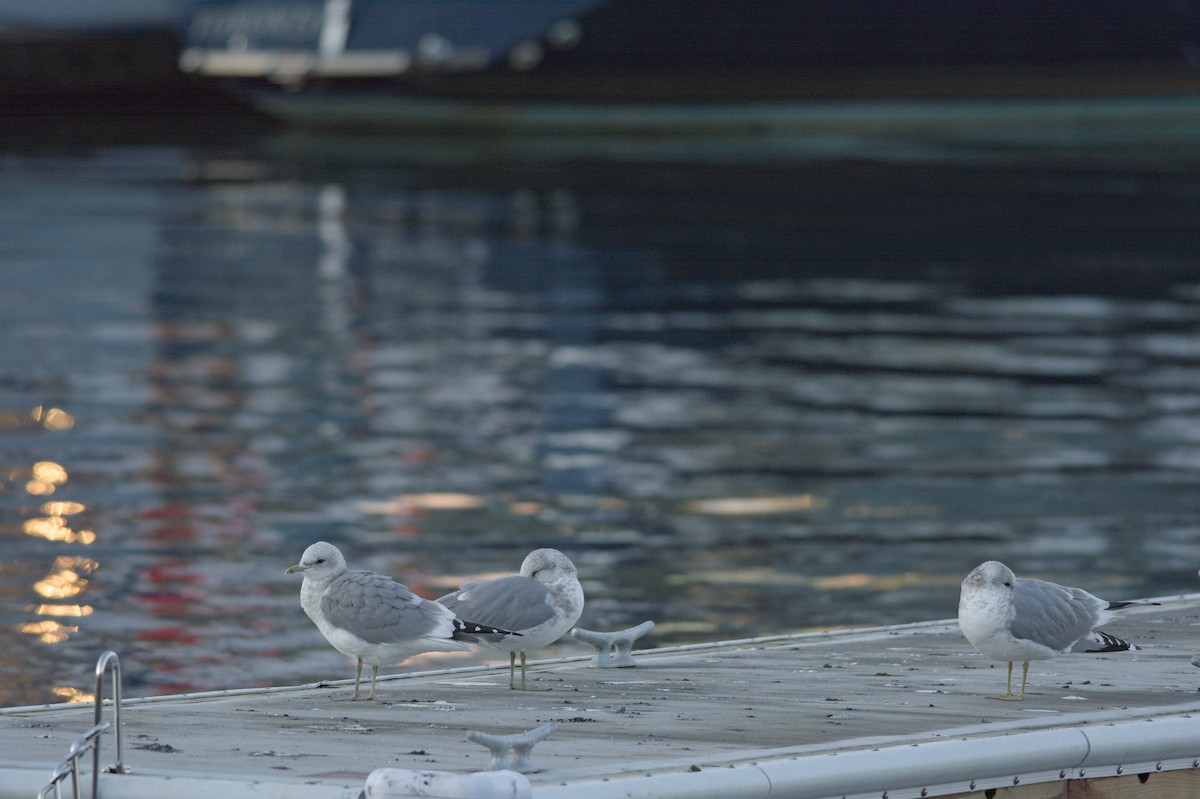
[1,128,1199,707]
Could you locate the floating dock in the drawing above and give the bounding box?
[3,595,1200,799]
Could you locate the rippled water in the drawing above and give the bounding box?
[1,127,1199,708]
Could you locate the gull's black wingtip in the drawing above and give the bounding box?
[1084,629,1139,653]
[452,618,522,641]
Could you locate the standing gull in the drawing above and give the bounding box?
[958,560,1150,701]
[285,541,513,700]
[438,548,584,690]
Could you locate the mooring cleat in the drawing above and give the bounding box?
[466,722,557,773]
[571,621,655,668]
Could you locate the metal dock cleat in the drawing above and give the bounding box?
[571,621,655,667]
[465,722,557,773]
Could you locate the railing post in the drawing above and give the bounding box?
[92,651,127,798]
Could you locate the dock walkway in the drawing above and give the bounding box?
[3,595,1200,799]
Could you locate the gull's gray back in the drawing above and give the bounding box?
[322,570,446,644]
[440,574,554,632]
[1009,577,1106,653]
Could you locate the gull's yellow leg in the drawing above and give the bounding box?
[991,661,1020,701]
[508,650,518,690]
[520,651,528,691]
[352,657,363,701]
[991,660,1029,701]
[367,665,379,701]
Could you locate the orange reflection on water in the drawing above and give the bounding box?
[23,516,96,544]
[685,494,826,515]
[26,460,69,496]
[811,572,875,590]
[31,406,75,431]
[32,556,97,600]
[31,604,93,618]
[52,686,92,704]
[32,461,68,483]
[359,492,486,515]
[18,620,79,644]
[41,501,86,516]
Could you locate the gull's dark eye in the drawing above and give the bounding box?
[1003,581,1012,587]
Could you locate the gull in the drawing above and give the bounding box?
[285,541,514,700]
[958,560,1150,701]
[438,548,584,690]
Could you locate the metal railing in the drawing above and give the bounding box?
[37,651,128,799]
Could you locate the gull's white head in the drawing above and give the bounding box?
[962,560,1016,595]
[285,540,347,580]
[519,548,577,585]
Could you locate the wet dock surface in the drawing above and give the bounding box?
[2,594,1199,797]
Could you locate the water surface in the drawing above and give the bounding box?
[1,128,1199,707]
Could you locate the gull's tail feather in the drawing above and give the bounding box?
[1083,629,1139,653]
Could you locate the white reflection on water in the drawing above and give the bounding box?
[0,143,1198,707]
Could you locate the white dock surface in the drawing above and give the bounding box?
[3,595,1200,799]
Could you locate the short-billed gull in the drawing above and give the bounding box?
[438,548,584,690]
[958,560,1150,701]
[285,541,514,700]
